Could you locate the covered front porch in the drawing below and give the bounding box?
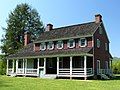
[7,56,94,79]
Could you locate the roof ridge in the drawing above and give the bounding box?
[52,21,95,31]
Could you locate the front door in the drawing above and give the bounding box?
[97,60,100,75]
[46,58,57,74]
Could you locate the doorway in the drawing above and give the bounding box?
[46,58,57,74]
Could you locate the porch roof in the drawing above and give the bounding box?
[7,43,93,59]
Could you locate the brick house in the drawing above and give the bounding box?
[6,14,112,80]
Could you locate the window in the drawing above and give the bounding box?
[99,26,103,34]
[67,39,75,48]
[47,42,54,50]
[57,41,63,49]
[105,43,108,51]
[97,39,100,48]
[79,38,87,47]
[40,42,46,51]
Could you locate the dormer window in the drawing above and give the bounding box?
[40,42,46,51]
[67,39,75,48]
[79,38,87,47]
[47,42,54,50]
[57,41,63,49]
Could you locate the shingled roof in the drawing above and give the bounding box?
[34,22,101,43]
[7,22,101,59]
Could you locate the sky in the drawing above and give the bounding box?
[0,0,120,57]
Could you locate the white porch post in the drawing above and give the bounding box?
[70,57,72,79]
[23,59,25,74]
[44,58,46,75]
[25,59,27,74]
[37,58,39,76]
[57,57,59,76]
[84,56,87,80]
[12,59,15,73]
[16,59,18,74]
[6,59,9,75]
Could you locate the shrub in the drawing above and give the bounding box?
[0,55,6,75]
[112,60,120,74]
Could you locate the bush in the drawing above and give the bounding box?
[0,55,6,75]
[112,60,120,74]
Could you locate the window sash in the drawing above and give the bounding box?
[47,42,54,50]
[105,43,108,51]
[79,38,87,47]
[67,39,75,48]
[40,43,46,50]
[57,41,63,49]
[97,39,100,48]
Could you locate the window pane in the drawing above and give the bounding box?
[68,39,75,48]
[97,39,100,48]
[80,39,86,46]
[105,43,108,51]
[57,41,63,49]
[48,42,54,50]
[40,43,46,50]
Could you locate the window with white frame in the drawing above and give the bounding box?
[40,42,46,51]
[67,39,75,48]
[57,41,63,49]
[47,41,54,50]
[97,39,100,48]
[105,43,108,51]
[79,38,87,47]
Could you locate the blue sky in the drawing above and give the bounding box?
[0,0,120,57]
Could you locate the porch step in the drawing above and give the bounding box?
[100,74,110,79]
[10,73,17,77]
[43,74,57,79]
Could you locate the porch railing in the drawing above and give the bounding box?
[26,69,37,74]
[59,68,70,75]
[98,69,113,76]
[17,68,24,74]
[72,68,84,75]
[87,68,93,75]
[59,68,93,76]
[8,68,13,74]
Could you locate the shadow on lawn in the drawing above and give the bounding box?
[111,76,120,80]
[97,75,120,81]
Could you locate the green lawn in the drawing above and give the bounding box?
[0,75,120,90]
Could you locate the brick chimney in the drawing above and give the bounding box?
[95,14,102,23]
[24,31,30,46]
[45,24,53,31]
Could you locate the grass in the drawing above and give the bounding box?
[0,75,120,90]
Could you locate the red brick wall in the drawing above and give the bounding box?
[87,38,93,47]
[64,40,68,49]
[93,24,110,74]
[34,43,40,52]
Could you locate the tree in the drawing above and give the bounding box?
[0,55,6,75]
[1,3,44,55]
